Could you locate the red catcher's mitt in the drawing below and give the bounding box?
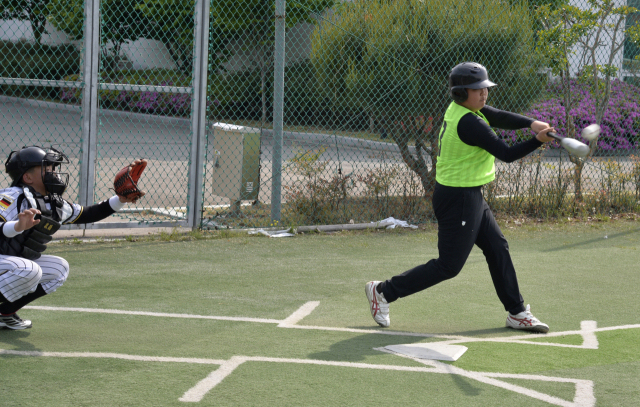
[114,159,147,201]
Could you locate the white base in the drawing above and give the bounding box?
[385,343,468,361]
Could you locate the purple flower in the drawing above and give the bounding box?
[496,79,640,150]
[134,91,161,113]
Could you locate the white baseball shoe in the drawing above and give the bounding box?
[0,313,32,330]
[365,281,390,327]
[506,304,549,333]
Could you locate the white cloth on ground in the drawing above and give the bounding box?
[376,217,418,229]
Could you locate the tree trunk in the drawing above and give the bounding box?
[390,121,436,197]
[561,75,585,202]
[30,17,47,45]
[261,64,267,124]
[574,161,584,201]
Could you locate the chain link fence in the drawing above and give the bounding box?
[1,0,639,230]
[1,0,209,230]
[1,0,84,212]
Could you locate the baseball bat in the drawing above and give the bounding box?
[546,131,590,158]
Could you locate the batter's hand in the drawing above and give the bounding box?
[536,127,556,143]
[531,120,550,134]
[15,208,41,233]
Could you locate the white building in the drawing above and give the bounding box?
[1,1,638,77]
[0,17,315,73]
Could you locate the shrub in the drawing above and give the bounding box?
[309,0,545,196]
[282,146,432,224]
[59,73,82,102]
[0,41,80,98]
[0,41,80,79]
[207,69,262,121]
[206,60,343,126]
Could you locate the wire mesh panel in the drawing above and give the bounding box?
[203,0,640,229]
[203,0,338,229]
[89,0,198,226]
[0,0,85,201]
[2,0,639,230]
[1,0,204,228]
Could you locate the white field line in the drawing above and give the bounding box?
[23,305,282,324]
[0,349,225,365]
[179,355,440,402]
[436,322,640,350]
[481,372,596,407]
[180,356,247,403]
[282,323,444,338]
[278,301,320,326]
[24,303,640,349]
[12,302,639,406]
[579,321,599,349]
[375,347,595,407]
[1,346,595,406]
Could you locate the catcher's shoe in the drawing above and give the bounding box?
[506,304,549,333]
[365,281,390,327]
[0,313,32,330]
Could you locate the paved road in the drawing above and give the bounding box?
[1,100,411,207]
[1,100,407,162]
[2,99,637,216]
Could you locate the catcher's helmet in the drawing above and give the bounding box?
[449,62,497,103]
[5,146,70,195]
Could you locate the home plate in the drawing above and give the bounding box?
[384,343,468,361]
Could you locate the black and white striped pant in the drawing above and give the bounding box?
[0,254,70,302]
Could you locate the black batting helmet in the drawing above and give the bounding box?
[5,146,69,195]
[449,62,497,103]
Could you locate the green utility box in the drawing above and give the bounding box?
[210,122,261,202]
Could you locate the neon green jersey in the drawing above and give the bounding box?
[436,102,496,187]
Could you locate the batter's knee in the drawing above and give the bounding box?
[434,258,464,280]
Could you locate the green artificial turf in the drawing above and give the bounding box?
[1,221,638,406]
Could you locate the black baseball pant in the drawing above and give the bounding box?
[378,182,526,315]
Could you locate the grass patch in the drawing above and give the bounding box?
[3,221,639,406]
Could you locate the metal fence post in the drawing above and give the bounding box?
[79,0,100,211]
[271,0,286,222]
[188,0,211,229]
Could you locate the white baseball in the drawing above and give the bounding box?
[581,124,601,141]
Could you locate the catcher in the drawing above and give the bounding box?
[0,146,146,330]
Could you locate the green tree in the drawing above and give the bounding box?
[100,0,148,72]
[48,0,148,74]
[136,0,197,75]
[623,0,640,66]
[310,0,543,194]
[135,0,333,86]
[46,0,83,40]
[2,0,51,44]
[237,0,334,126]
[536,0,640,199]
[136,0,255,77]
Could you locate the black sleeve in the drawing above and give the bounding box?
[0,216,6,239]
[480,105,535,130]
[74,199,116,224]
[457,112,543,163]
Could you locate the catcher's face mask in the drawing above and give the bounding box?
[41,147,70,196]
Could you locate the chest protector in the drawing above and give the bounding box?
[0,187,62,260]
